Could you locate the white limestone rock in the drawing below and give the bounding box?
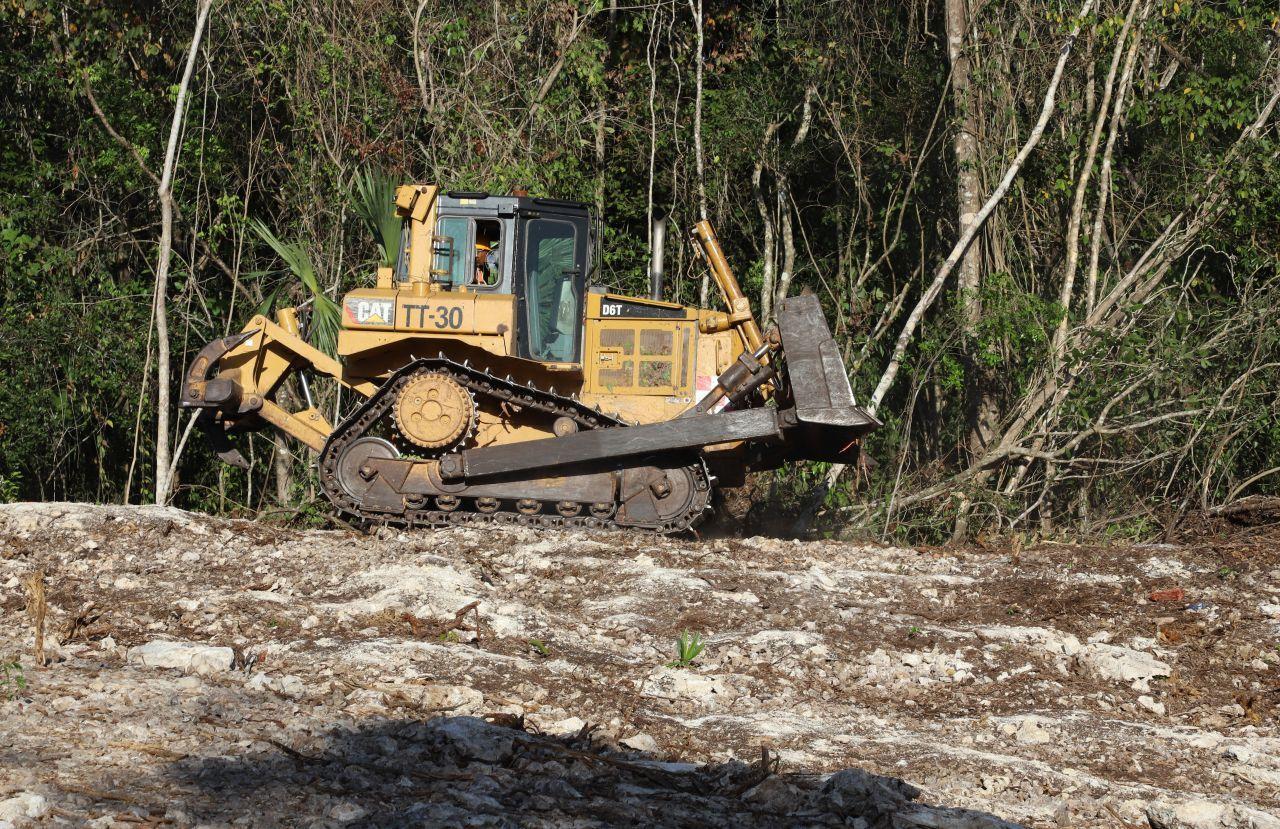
[128,639,234,675]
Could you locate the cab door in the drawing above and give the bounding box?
[515,213,589,364]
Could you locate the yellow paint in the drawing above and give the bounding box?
[340,287,514,336]
[194,187,767,465]
[395,184,439,283]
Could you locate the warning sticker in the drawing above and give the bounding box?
[693,374,729,412]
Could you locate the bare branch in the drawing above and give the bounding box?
[869,0,1096,415]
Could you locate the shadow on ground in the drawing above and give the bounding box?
[157,715,1022,828]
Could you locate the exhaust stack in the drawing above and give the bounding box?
[648,217,666,301]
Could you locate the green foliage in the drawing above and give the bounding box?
[0,0,1275,539]
[352,168,402,268]
[971,273,1057,373]
[666,631,707,668]
[0,660,25,700]
[0,472,20,504]
[248,219,341,356]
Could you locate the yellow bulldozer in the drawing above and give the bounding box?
[181,185,878,532]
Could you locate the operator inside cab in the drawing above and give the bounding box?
[471,220,499,287]
[476,239,499,287]
[430,215,503,289]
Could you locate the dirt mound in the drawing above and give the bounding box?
[1,504,1278,827]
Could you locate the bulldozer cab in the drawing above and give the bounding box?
[395,190,592,365]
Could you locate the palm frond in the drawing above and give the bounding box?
[249,218,341,356]
[351,168,401,268]
[252,282,281,319]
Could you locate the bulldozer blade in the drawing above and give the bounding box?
[776,294,879,461]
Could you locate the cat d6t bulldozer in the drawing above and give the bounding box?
[181,185,878,532]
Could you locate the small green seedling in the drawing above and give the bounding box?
[666,631,706,668]
[908,625,923,638]
[528,638,550,657]
[1,660,26,700]
[1217,566,1235,580]
[439,630,460,643]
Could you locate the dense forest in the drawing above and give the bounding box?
[1,0,1277,541]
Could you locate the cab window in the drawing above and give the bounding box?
[472,219,502,288]
[433,216,469,287]
[432,217,503,289]
[524,218,580,362]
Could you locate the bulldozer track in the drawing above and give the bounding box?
[317,356,712,534]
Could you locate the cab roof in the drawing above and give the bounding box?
[438,191,592,215]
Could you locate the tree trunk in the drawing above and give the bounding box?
[769,85,813,322]
[688,0,710,306]
[946,0,999,459]
[273,433,292,505]
[594,100,607,219]
[754,155,777,325]
[1054,0,1142,353]
[776,181,796,311]
[946,0,981,323]
[754,123,780,323]
[153,0,214,506]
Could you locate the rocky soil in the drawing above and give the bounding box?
[1,503,1278,828]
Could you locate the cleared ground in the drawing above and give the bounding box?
[0,503,1278,828]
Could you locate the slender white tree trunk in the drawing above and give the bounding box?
[645,4,660,255]
[754,126,779,324]
[594,100,607,219]
[777,182,796,309]
[769,85,814,322]
[946,0,982,328]
[153,0,214,505]
[688,0,710,306]
[273,433,292,505]
[945,0,1000,460]
[1053,0,1142,353]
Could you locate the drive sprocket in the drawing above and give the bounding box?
[393,370,476,451]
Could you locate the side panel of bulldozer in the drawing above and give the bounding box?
[340,288,517,337]
[578,291,746,426]
[336,287,518,374]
